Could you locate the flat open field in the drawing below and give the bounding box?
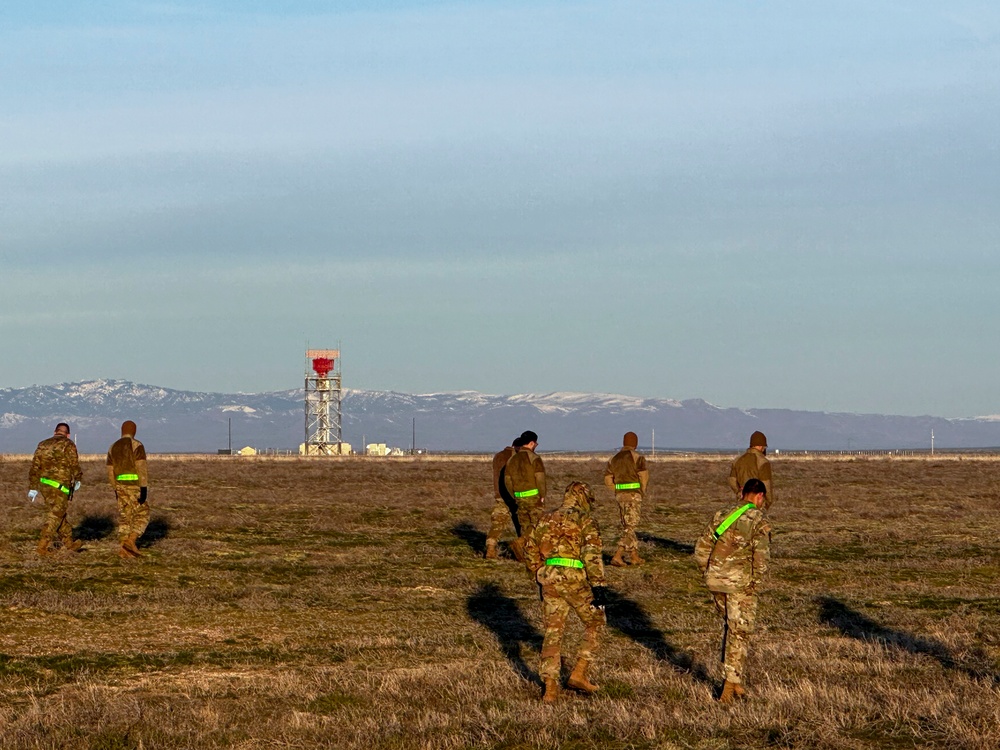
[2,454,999,749]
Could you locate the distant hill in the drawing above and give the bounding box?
[1,379,998,453]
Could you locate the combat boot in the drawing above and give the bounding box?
[61,538,83,553]
[733,683,747,699]
[628,550,644,566]
[567,659,599,694]
[510,538,526,563]
[118,545,135,560]
[610,548,627,567]
[122,535,142,557]
[541,678,560,703]
[718,680,738,703]
[36,536,52,557]
[485,539,499,560]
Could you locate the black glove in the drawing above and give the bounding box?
[592,585,607,608]
[138,487,148,504]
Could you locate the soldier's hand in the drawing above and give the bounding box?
[138,487,148,504]
[27,490,38,502]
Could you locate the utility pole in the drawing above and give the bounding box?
[651,427,655,458]
[412,417,416,455]
[931,429,935,456]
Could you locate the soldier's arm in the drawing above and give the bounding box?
[523,523,544,574]
[69,443,83,485]
[759,460,774,503]
[581,520,605,586]
[28,448,42,488]
[637,455,650,494]
[533,456,546,500]
[693,525,716,573]
[750,519,771,589]
[135,442,149,487]
[106,452,116,484]
[603,461,615,491]
[727,462,740,495]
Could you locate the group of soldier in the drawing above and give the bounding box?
[26,420,151,560]
[488,429,774,704]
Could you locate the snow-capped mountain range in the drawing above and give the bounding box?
[1,379,998,453]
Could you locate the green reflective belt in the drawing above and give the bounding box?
[713,503,756,539]
[40,477,70,494]
[545,557,584,569]
[116,473,140,482]
[615,482,641,491]
[513,488,539,498]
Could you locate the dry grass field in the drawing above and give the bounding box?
[2,453,1000,749]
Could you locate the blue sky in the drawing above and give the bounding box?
[2,1,998,416]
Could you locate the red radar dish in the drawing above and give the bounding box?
[312,358,335,377]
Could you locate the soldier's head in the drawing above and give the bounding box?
[121,420,137,437]
[54,422,70,437]
[512,436,524,449]
[562,481,594,515]
[623,431,638,449]
[749,431,767,453]
[519,430,538,450]
[741,478,767,508]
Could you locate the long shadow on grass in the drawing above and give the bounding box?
[451,521,486,557]
[817,596,999,684]
[74,515,115,541]
[466,582,542,685]
[603,586,713,684]
[137,517,170,549]
[636,532,695,555]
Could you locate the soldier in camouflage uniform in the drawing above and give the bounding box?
[524,481,606,703]
[503,430,545,562]
[106,420,149,559]
[28,422,84,555]
[694,478,771,702]
[486,436,523,561]
[603,431,649,567]
[728,431,774,503]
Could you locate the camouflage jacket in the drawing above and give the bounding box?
[492,446,516,499]
[694,502,771,594]
[728,448,774,502]
[525,504,604,586]
[504,448,546,501]
[106,437,148,487]
[28,435,83,489]
[603,447,649,496]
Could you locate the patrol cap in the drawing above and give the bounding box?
[749,430,767,448]
[519,430,538,444]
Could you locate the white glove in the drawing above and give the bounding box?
[74,481,81,491]
[28,490,38,502]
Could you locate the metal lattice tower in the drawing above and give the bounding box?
[304,349,343,455]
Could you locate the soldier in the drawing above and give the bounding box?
[728,431,774,503]
[106,420,149,559]
[525,481,606,703]
[603,431,650,567]
[503,430,545,561]
[694,478,771,702]
[28,422,84,556]
[486,436,524,561]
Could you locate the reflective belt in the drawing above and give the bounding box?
[513,488,539,498]
[713,503,756,539]
[545,557,584,569]
[116,473,140,482]
[615,482,641,491]
[40,477,70,494]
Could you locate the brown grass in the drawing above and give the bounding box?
[2,454,1000,749]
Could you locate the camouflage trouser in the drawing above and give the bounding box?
[614,491,642,553]
[515,499,543,544]
[115,485,149,541]
[537,566,606,681]
[486,498,520,542]
[40,485,73,544]
[712,590,758,684]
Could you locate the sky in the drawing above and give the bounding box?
[2,1,998,417]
